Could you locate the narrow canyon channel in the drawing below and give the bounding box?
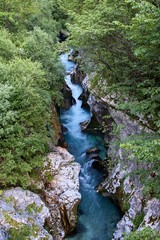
[60,53,122,240]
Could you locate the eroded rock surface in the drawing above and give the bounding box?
[83,74,160,239]
[44,146,81,240]
[0,147,81,240]
[70,64,85,84]
[141,199,160,233]
[0,187,52,240]
[61,83,76,109]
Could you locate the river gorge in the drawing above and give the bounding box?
[60,53,122,240]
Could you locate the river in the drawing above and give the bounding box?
[60,53,122,240]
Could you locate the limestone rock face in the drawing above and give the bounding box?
[87,94,114,142]
[141,198,160,233]
[44,147,81,240]
[0,187,52,240]
[0,147,81,240]
[83,74,159,239]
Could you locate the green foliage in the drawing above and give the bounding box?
[8,224,40,239]
[0,0,66,188]
[133,212,145,230]
[124,227,160,240]
[28,0,67,34]
[63,0,160,131]
[0,59,51,187]
[22,27,64,103]
[0,0,38,31]
[121,133,160,198]
[0,28,17,61]
[26,203,43,214]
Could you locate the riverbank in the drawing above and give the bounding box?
[72,65,160,239]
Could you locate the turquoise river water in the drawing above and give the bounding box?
[60,53,122,240]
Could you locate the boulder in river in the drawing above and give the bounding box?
[61,83,76,109]
[70,64,86,84]
[88,154,102,160]
[68,50,79,62]
[86,147,101,160]
[78,89,90,109]
[86,147,100,155]
[80,115,101,133]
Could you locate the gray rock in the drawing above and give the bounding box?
[86,147,100,155]
[62,83,76,109]
[43,147,81,239]
[70,64,85,84]
[0,187,53,240]
[140,198,160,233]
[80,115,101,133]
[83,74,159,239]
[0,229,8,240]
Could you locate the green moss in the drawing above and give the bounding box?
[133,211,145,230]
[124,227,160,240]
[4,196,14,203]
[123,199,130,212]
[44,171,53,182]
[8,224,40,239]
[8,225,30,240]
[28,217,34,224]
[26,202,43,214]
[31,225,40,237]
[3,211,23,228]
[116,183,130,213]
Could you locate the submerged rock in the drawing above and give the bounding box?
[68,50,79,62]
[80,115,101,133]
[0,187,52,240]
[86,147,100,155]
[86,147,102,161]
[62,125,68,133]
[70,64,86,84]
[80,119,90,131]
[88,154,101,160]
[43,147,81,239]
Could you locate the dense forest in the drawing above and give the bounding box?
[0,0,160,239]
[0,0,66,188]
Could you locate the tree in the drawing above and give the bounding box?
[0,0,38,31]
[63,0,160,130]
[62,0,160,199]
[0,28,17,61]
[124,227,159,240]
[0,58,52,188]
[21,27,64,104]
